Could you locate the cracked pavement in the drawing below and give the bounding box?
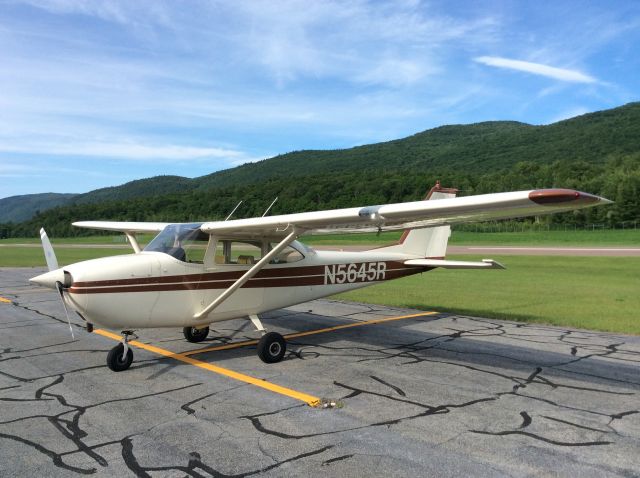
[1,267,639,477]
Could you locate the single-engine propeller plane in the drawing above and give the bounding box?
[30,183,610,371]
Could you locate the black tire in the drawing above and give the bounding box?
[257,332,286,363]
[106,343,133,372]
[183,326,209,343]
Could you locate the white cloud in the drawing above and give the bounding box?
[223,1,498,87]
[0,162,37,176]
[474,56,597,83]
[0,160,114,178]
[0,140,256,162]
[355,58,435,87]
[13,0,172,28]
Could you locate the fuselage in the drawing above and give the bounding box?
[51,244,429,331]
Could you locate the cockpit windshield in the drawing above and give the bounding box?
[143,223,208,262]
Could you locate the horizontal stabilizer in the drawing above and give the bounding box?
[405,258,505,269]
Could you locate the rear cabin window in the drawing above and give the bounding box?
[215,240,263,265]
[213,241,305,265]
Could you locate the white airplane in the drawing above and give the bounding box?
[30,183,609,371]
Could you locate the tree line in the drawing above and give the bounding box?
[1,154,637,238]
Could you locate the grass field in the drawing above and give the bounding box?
[1,228,639,247]
[449,229,640,246]
[337,255,640,334]
[0,235,155,245]
[0,247,130,267]
[306,228,640,246]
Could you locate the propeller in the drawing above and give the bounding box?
[39,228,75,340]
[40,227,59,271]
[56,281,75,340]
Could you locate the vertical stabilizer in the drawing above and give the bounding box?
[373,182,457,258]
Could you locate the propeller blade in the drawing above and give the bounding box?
[56,282,75,340]
[40,228,59,271]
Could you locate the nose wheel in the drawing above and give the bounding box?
[106,331,135,372]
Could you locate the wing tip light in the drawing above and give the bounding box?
[529,189,612,206]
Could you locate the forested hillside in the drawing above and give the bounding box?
[71,175,196,205]
[1,102,639,237]
[191,102,640,190]
[0,193,77,223]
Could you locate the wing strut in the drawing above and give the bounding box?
[125,233,141,253]
[193,229,299,320]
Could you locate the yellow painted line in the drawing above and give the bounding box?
[94,328,321,407]
[182,338,259,356]
[93,311,438,406]
[183,310,439,356]
[0,297,12,303]
[286,310,439,339]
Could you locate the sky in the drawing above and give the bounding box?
[1,0,639,199]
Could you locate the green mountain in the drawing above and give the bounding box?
[2,102,639,236]
[0,176,194,223]
[0,193,77,223]
[72,175,196,204]
[192,102,640,189]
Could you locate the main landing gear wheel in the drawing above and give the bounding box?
[183,326,209,343]
[257,332,286,363]
[107,343,133,372]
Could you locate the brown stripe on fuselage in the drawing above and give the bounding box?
[68,262,431,294]
[71,264,327,287]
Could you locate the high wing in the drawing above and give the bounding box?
[72,221,171,234]
[72,221,174,253]
[200,189,610,238]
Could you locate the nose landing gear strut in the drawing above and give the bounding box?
[106,331,136,372]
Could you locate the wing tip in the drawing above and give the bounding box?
[528,189,610,206]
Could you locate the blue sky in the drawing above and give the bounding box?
[1,0,639,199]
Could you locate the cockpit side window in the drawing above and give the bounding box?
[144,223,208,263]
[268,243,304,264]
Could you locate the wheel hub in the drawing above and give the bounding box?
[268,342,281,356]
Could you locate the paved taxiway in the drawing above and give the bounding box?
[1,267,639,477]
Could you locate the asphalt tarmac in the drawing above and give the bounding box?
[1,267,639,477]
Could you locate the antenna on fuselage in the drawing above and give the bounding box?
[262,197,278,217]
[225,200,243,221]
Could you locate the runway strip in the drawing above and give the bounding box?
[94,310,437,407]
[315,244,640,256]
[447,245,640,256]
